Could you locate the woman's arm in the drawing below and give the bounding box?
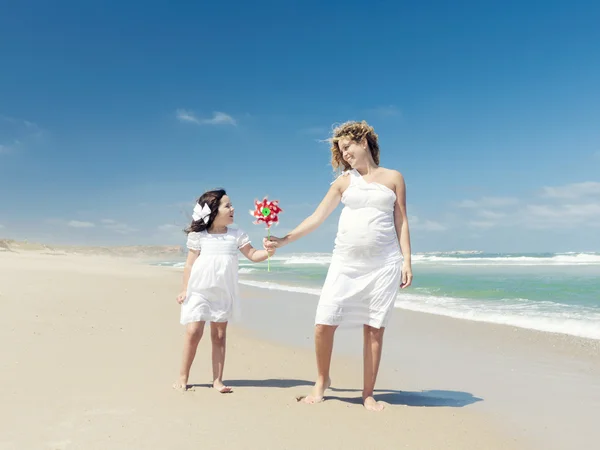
[393,171,413,288]
[267,177,346,248]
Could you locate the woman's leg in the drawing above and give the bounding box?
[210,321,232,393]
[302,324,337,403]
[173,321,205,390]
[363,324,385,411]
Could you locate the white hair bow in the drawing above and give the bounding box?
[192,203,212,223]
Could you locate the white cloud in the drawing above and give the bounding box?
[300,126,329,136]
[0,116,43,154]
[0,224,4,229]
[68,220,95,228]
[158,224,181,232]
[101,219,137,234]
[422,220,447,231]
[457,197,519,208]
[456,199,477,208]
[203,112,237,126]
[0,138,27,155]
[176,109,237,126]
[523,203,600,229]
[468,220,496,229]
[478,210,506,220]
[410,215,447,232]
[1,115,40,130]
[176,109,198,123]
[541,182,600,200]
[455,180,600,231]
[367,105,401,117]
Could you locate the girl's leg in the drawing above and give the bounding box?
[363,324,385,411]
[173,321,205,391]
[210,321,232,393]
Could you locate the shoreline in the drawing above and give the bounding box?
[238,276,600,342]
[1,250,531,450]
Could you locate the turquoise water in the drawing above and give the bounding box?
[157,252,600,340]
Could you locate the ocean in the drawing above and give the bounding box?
[156,251,600,340]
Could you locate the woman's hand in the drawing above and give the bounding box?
[176,291,186,304]
[401,263,413,289]
[263,236,285,249]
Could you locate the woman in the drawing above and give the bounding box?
[265,120,413,411]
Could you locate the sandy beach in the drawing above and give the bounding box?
[2,246,597,449]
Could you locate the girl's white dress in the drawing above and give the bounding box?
[315,169,402,329]
[180,227,251,325]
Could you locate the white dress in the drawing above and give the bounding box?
[315,169,402,329]
[180,227,251,325]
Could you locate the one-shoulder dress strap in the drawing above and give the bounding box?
[330,169,354,185]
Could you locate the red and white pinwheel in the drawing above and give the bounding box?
[249,197,283,271]
[250,197,283,229]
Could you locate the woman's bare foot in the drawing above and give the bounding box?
[297,378,331,404]
[213,379,233,394]
[363,396,384,412]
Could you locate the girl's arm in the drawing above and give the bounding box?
[392,171,413,288]
[176,250,200,303]
[267,176,347,248]
[239,244,274,263]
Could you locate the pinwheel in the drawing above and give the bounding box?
[250,197,283,271]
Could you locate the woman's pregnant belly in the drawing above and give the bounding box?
[333,207,400,261]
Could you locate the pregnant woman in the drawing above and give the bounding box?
[265,120,413,411]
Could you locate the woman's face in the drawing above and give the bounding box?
[338,137,368,167]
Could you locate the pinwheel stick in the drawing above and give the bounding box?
[250,197,282,273]
[261,205,272,271]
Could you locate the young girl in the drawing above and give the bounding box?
[173,188,274,393]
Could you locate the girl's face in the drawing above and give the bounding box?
[338,137,369,168]
[213,195,235,226]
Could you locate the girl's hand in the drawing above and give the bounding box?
[176,291,186,304]
[401,263,413,289]
[264,235,285,249]
[262,238,276,257]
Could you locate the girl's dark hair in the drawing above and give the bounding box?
[185,189,227,234]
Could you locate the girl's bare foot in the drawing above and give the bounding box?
[172,376,192,392]
[213,379,233,394]
[363,396,385,411]
[172,382,190,392]
[297,378,331,404]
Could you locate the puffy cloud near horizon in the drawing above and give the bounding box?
[176,109,237,126]
[458,181,600,230]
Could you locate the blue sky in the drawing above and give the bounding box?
[1,0,599,253]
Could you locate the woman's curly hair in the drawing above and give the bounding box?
[329,120,380,172]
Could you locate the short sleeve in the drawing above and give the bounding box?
[236,228,251,249]
[186,232,202,251]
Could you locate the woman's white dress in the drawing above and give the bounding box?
[315,169,402,329]
[180,227,250,325]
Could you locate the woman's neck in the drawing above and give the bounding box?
[353,160,379,176]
